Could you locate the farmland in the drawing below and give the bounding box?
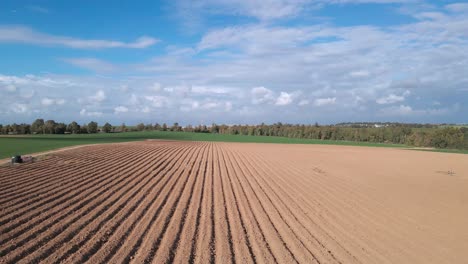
[1,141,467,263]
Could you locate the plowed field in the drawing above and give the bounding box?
[1,141,467,263]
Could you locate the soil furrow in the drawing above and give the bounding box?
[58,143,197,264]
[0,145,175,263]
[0,145,145,221]
[92,143,203,264]
[0,145,158,243]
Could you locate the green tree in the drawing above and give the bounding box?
[54,123,67,134]
[211,123,219,133]
[31,119,45,134]
[103,122,112,133]
[119,123,127,132]
[88,121,98,133]
[171,122,181,131]
[136,123,145,131]
[67,121,81,134]
[44,120,57,134]
[432,127,464,149]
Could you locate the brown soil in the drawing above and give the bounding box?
[0,141,467,263]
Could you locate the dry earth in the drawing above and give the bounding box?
[0,141,467,263]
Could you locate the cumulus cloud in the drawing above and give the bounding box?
[275,92,293,106]
[89,90,106,103]
[251,86,275,104]
[314,97,336,106]
[41,97,55,106]
[145,95,169,108]
[80,109,103,117]
[12,103,28,113]
[0,25,158,49]
[114,106,129,114]
[376,94,405,104]
[349,70,370,77]
[149,82,162,92]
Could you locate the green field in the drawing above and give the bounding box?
[0,131,409,159]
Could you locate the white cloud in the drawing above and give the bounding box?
[114,106,129,114]
[41,97,66,106]
[12,103,28,113]
[349,70,370,77]
[380,104,458,117]
[376,94,405,104]
[41,97,55,106]
[129,94,140,105]
[63,58,117,72]
[89,90,106,103]
[201,102,219,109]
[314,97,336,106]
[141,106,151,113]
[225,101,233,111]
[175,0,309,24]
[149,82,162,92]
[3,84,16,92]
[163,85,191,97]
[145,95,169,107]
[298,99,309,106]
[0,25,158,49]
[251,86,275,104]
[56,98,66,105]
[80,109,103,117]
[275,92,293,106]
[192,85,233,95]
[445,3,468,13]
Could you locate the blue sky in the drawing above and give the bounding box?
[1,0,467,125]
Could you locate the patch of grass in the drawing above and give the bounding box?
[0,131,409,159]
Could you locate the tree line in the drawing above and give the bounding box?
[0,119,109,135]
[0,119,466,150]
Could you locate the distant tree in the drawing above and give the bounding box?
[162,123,168,131]
[136,123,145,131]
[31,119,45,134]
[67,121,81,134]
[432,127,464,149]
[80,124,88,134]
[54,123,67,134]
[88,121,98,133]
[145,124,154,131]
[18,123,31,134]
[184,125,193,132]
[154,123,161,131]
[171,122,181,132]
[44,120,57,134]
[103,122,112,133]
[119,123,127,132]
[210,123,219,133]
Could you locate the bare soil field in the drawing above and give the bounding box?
[1,141,467,263]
